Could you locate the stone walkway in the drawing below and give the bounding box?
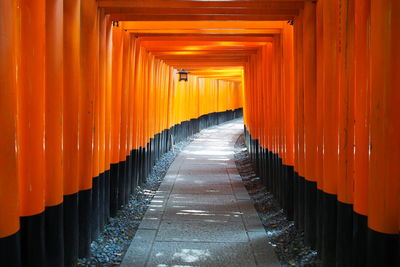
[121,119,280,267]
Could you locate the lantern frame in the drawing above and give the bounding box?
[178,69,189,82]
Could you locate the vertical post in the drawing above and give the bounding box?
[63,0,80,265]
[336,0,355,265]
[353,1,370,265]
[110,25,123,216]
[104,16,113,221]
[0,1,21,266]
[368,0,400,266]
[322,0,339,266]
[296,9,306,232]
[302,1,318,249]
[18,0,46,266]
[282,23,295,221]
[78,0,98,257]
[315,0,325,254]
[45,0,64,265]
[98,10,107,232]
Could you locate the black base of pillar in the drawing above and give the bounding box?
[286,166,294,221]
[63,193,79,267]
[20,212,46,267]
[104,170,111,222]
[98,172,106,232]
[336,201,353,267]
[126,154,132,203]
[78,189,92,258]
[316,188,323,256]
[304,180,317,249]
[367,228,399,267]
[91,176,100,241]
[297,175,305,231]
[321,192,337,267]
[0,231,21,267]
[109,163,119,217]
[117,160,126,208]
[352,212,367,267]
[45,204,64,267]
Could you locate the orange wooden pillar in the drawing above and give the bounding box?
[302,1,318,249]
[44,0,64,265]
[92,67,100,240]
[253,52,261,177]
[368,0,400,265]
[276,34,284,207]
[336,1,356,265]
[147,55,155,176]
[126,36,135,197]
[352,1,370,265]
[143,52,150,179]
[315,0,325,253]
[282,23,295,221]
[276,35,286,210]
[97,8,108,233]
[90,2,102,243]
[134,45,145,186]
[0,1,20,265]
[321,0,340,265]
[263,46,272,191]
[132,39,142,188]
[17,0,46,266]
[282,24,294,220]
[117,31,131,207]
[78,0,97,257]
[258,46,266,190]
[127,36,137,194]
[271,39,281,201]
[247,55,256,168]
[110,24,123,217]
[293,11,305,231]
[104,16,113,221]
[63,0,81,265]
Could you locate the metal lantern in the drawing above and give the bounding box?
[178,69,189,82]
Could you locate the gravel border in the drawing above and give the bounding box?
[77,134,199,267]
[234,134,321,267]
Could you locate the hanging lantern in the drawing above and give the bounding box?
[178,69,189,82]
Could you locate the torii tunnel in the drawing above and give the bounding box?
[0,0,399,266]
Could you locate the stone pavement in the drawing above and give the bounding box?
[121,119,281,267]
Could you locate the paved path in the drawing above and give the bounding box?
[121,119,280,267]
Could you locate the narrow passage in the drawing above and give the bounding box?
[121,119,280,267]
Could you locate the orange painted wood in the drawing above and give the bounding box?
[119,31,130,161]
[337,0,355,205]
[105,17,113,170]
[79,0,98,190]
[63,0,81,196]
[18,0,46,217]
[294,10,305,177]
[99,10,108,174]
[110,26,123,164]
[98,0,305,9]
[321,0,339,195]
[368,0,400,235]
[315,0,324,190]
[45,0,64,206]
[283,23,294,167]
[353,0,370,217]
[0,0,19,237]
[302,2,317,182]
